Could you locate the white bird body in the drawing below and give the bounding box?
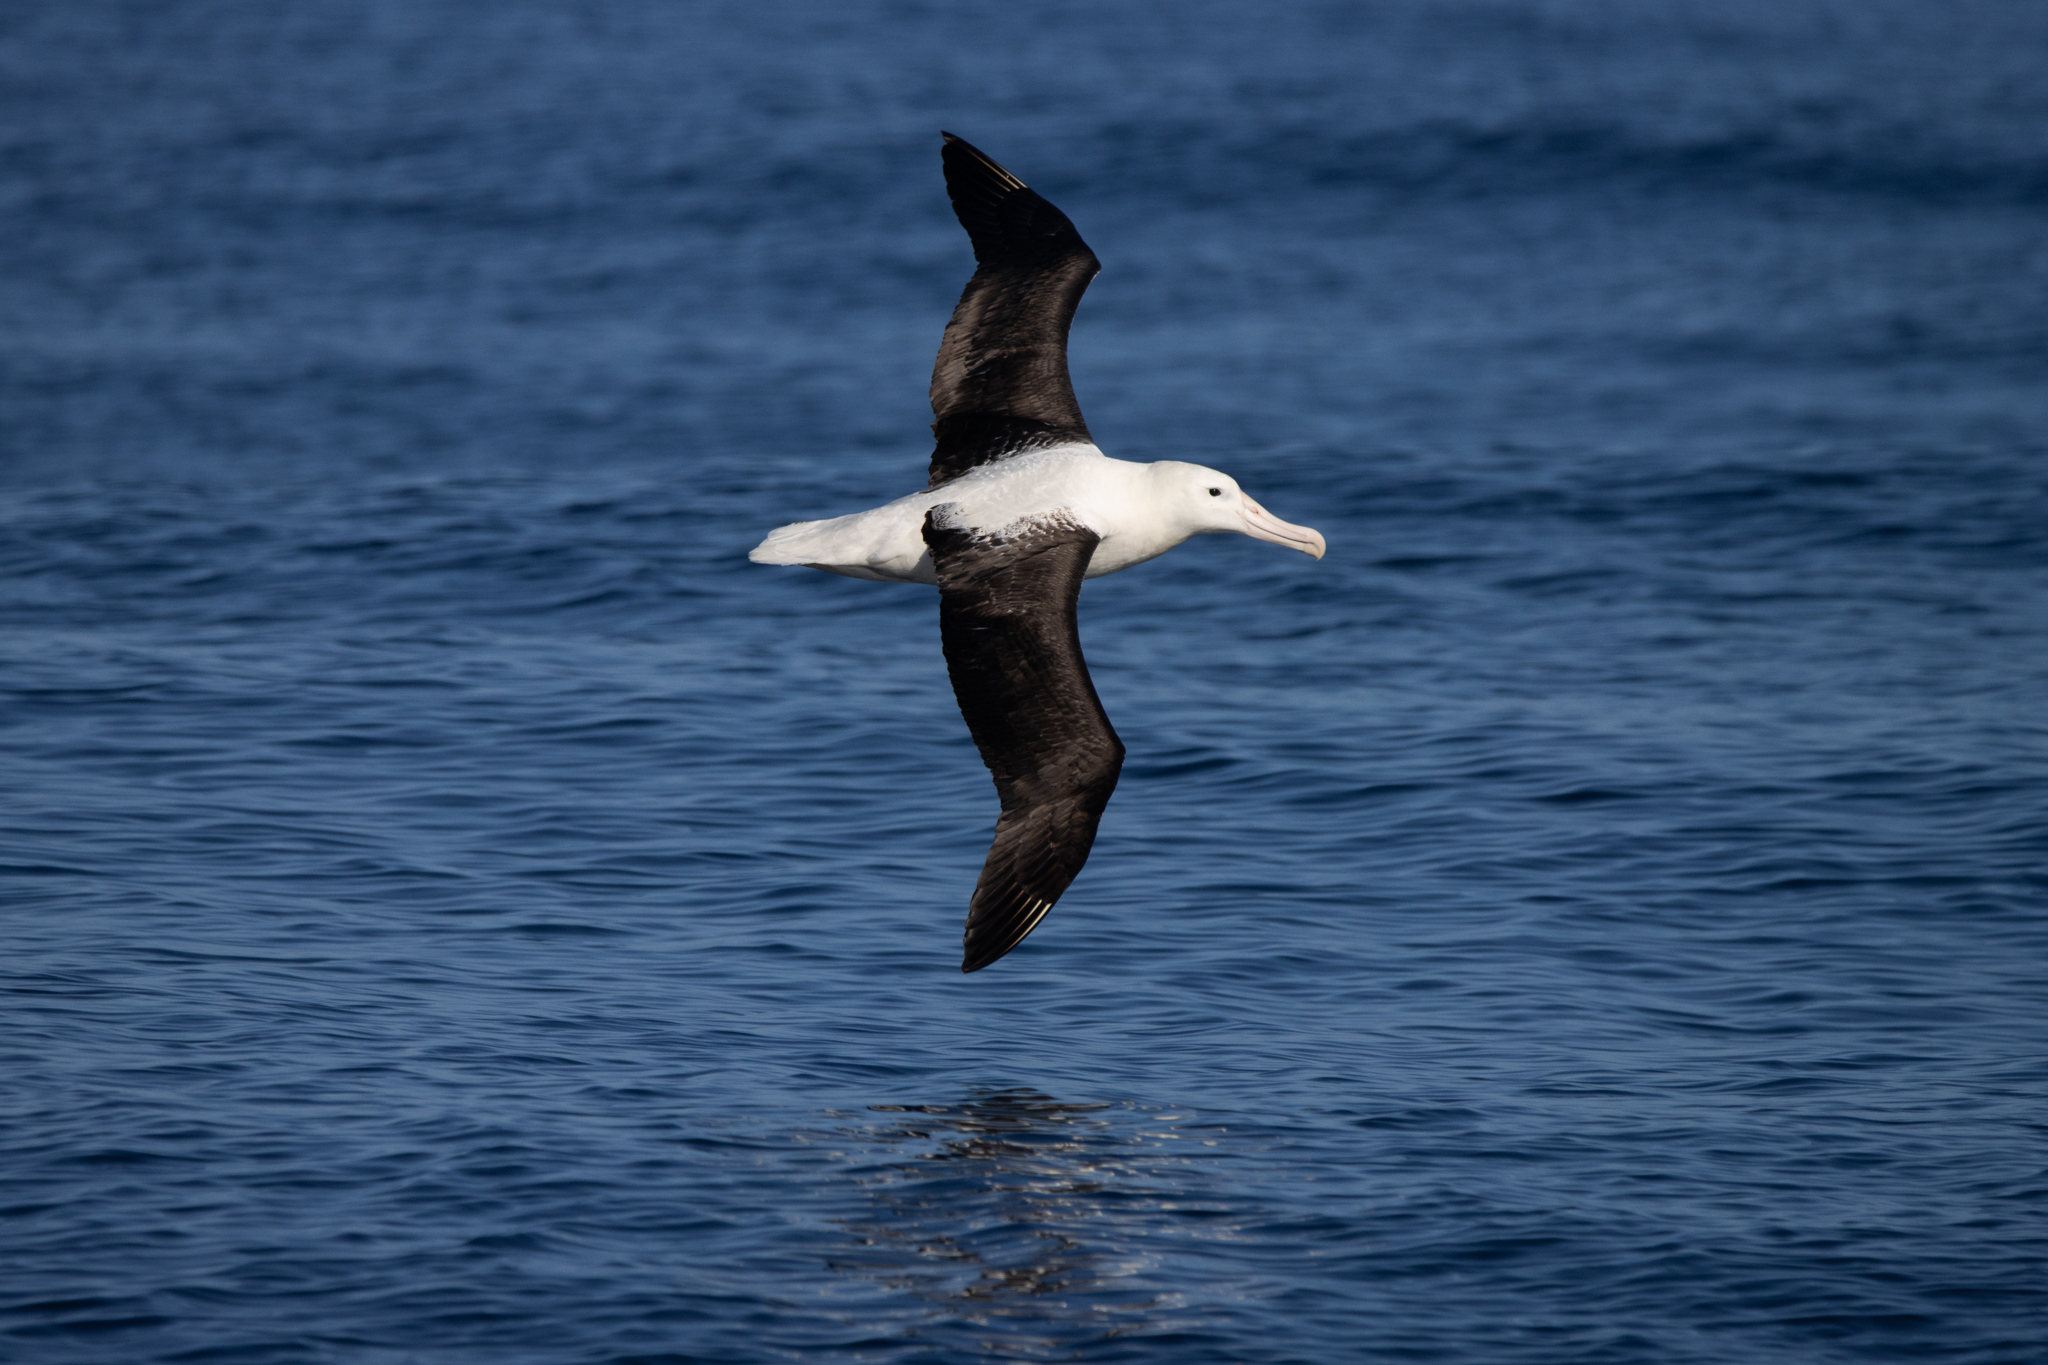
[749,443,1324,584]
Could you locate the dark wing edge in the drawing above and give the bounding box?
[923,507,1125,972]
[929,134,1102,490]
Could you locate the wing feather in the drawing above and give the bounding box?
[923,508,1124,971]
[928,134,1101,489]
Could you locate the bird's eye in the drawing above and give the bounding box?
[1208,487,1223,497]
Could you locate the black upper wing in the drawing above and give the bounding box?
[928,134,1101,489]
[923,508,1125,972]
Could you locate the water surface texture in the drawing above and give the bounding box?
[4,2,2047,1361]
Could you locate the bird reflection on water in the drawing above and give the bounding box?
[830,1089,1199,1330]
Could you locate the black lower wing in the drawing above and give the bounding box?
[923,508,1125,972]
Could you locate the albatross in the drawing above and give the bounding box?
[751,133,1325,972]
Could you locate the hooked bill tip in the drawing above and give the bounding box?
[1240,500,1327,560]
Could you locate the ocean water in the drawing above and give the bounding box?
[4,2,2047,1361]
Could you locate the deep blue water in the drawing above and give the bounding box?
[4,2,2047,1361]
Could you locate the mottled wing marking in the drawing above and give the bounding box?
[928,134,1102,489]
[922,507,1125,972]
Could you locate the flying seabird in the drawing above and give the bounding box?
[751,133,1325,972]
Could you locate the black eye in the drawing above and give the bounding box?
[1208,487,1223,497]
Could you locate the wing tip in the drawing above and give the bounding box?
[960,943,1011,973]
[959,895,1059,973]
[939,131,1029,195]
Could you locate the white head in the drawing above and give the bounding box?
[1147,461,1327,559]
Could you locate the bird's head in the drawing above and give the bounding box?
[1151,462,1327,560]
